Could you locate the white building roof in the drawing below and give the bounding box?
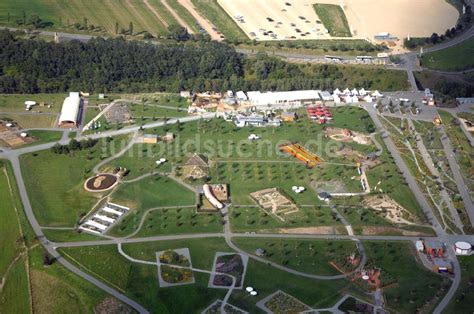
[94,214,115,224]
[84,220,107,231]
[59,93,81,125]
[247,90,321,106]
[236,91,248,100]
[102,206,123,216]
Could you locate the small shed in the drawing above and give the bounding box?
[255,248,266,257]
[180,91,191,98]
[143,134,159,144]
[281,112,296,122]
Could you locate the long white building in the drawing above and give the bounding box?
[247,90,321,108]
[59,92,81,126]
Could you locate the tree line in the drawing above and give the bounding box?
[0,29,403,94]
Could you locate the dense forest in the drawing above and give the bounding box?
[0,30,407,93]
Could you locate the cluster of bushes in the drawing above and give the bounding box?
[51,138,98,154]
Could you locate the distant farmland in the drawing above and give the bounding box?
[0,0,189,36]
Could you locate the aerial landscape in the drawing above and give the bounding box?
[0,0,473,313]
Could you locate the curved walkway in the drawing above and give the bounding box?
[220,205,367,281]
[117,243,236,311]
[92,133,138,174]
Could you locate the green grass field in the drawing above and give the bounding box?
[0,0,180,36]
[166,0,200,33]
[420,38,474,71]
[229,205,345,233]
[28,246,108,313]
[0,160,31,312]
[232,238,357,276]
[111,174,196,210]
[191,0,248,42]
[60,237,349,312]
[313,4,351,37]
[19,135,131,227]
[109,206,223,237]
[445,256,474,313]
[363,241,450,313]
[24,130,63,146]
[0,93,63,113]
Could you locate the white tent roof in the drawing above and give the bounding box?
[333,88,341,95]
[372,90,384,97]
[351,88,359,95]
[343,88,351,95]
[59,94,80,125]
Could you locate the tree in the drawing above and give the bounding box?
[168,24,188,41]
[115,22,119,35]
[128,22,133,35]
[83,17,88,29]
[68,138,80,151]
[430,33,439,44]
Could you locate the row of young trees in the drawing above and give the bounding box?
[51,138,98,154]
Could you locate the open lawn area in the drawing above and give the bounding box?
[313,4,351,37]
[110,174,196,211]
[232,238,358,276]
[212,161,363,206]
[0,160,30,312]
[109,206,223,238]
[365,134,423,219]
[28,245,108,313]
[229,205,345,233]
[60,237,350,313]
[0,0,179,36]
[363,241,450,313]
[0,93,63,113]
[19,135,131,227]
[420,37,474,71]
[23,130,63,146]
[191,0,248,42]
[0,113,57,129]
[445,256,474,313]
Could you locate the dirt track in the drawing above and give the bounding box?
[143,0,169,28]
[178,0,223,41]
[161,0,195,34]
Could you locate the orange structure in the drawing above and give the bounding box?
[279,143,322,168]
